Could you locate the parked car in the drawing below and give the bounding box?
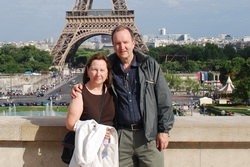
[18,102,28,106]
[37,93,44,97]
[0,103,7,107]
[58,101,68,106]
[42,102,49,106]
[33,102,42,106]
[47,93,60,100]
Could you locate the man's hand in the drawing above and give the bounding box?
[156,133,169,151]
[71,83,83,99]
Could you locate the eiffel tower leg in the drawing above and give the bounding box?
[52,21,83,67]
[127,25,148,52]
[51,33,74,67]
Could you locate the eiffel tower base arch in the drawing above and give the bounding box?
[52,2,148,68]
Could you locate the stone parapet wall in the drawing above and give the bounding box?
[0,74,56,94]
[0,74,51,87]
[0,116,250,167]
[0,117,68,167]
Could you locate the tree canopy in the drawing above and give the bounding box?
[0,45,52,73]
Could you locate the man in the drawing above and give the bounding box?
[72,25,174,167]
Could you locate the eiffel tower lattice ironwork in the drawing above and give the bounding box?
[52,0,148,67]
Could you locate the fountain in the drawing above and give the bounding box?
[45,100,56,116]
[45,103,49,112]
[50,100,53,113]
[7,103,16,116]
[0,100,66,117]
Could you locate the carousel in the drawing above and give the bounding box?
[218,76,235,104]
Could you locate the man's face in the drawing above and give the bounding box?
[112,29,135,62]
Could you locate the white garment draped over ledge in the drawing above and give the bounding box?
[69,119,119,167]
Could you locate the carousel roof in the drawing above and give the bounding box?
[219,76,235,94]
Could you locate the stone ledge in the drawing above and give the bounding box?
[0,116,250,142]
[171,116,250,142]
[0,116,67,141]
[1,116,250,167]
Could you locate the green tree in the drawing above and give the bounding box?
[164,74,183,91]
[192,82,201,96]
[230,57,245,79]
[232,77,250,104]
[182,60,200,72]
[72,48,109,67]
[184,77,195,93]
[0,45,52,73]
[49,67,59,72]
[218,57,245,83]
[204,43,225,60]
[147,46,164,62]
[0,46,19,56]
[223,44,237,60]
[232,57,250,103]
[238,47,250,60]
[187,45,204,61]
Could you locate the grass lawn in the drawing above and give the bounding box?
[215,106,250,116]
[1,106,69,113]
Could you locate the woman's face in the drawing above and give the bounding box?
[87,59,108,85]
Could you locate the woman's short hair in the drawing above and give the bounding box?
[83,53,112,88]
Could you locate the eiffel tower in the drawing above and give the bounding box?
[52,0,148,67]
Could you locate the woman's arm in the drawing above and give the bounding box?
[66,92,83,131]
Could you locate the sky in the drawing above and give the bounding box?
[0,0,250,42]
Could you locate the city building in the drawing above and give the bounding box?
[1,28,250,51]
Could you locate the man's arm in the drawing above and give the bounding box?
[71,83,83,98]
[154,61,174,150]
[155,64,174,133]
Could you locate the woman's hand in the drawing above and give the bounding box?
[103,129,111,143]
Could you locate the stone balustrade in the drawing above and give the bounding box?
[0,116,249,167]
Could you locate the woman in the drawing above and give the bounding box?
[66,53,118,167]
[66,53,115,129]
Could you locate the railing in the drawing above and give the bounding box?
[66,9,134,17]
[0,116,249,167]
